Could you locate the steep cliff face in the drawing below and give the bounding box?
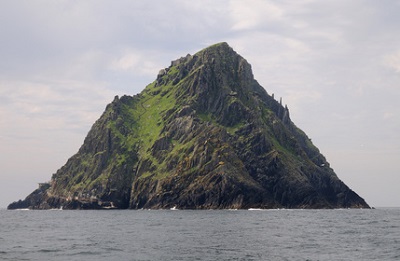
[8,42,370,209]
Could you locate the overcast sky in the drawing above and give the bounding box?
[1,1,399,208]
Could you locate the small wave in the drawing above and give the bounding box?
[38,249,61,253]
[69,251,100,256]
[104,247,124,252]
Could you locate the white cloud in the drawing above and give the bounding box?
[383,111,395,120]
[109,49,162,77]
[111,52,141,71]
[0,79,113,137]
[384,50,400,73]
[230,0,283,31]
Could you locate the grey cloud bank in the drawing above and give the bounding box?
[1,0,399,208]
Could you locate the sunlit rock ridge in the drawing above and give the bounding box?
[8,42,369,210]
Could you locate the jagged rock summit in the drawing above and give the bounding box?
[8,42,369,210]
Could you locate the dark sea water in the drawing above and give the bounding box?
[1,208,399,261]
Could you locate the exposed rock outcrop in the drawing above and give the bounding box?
[8,42,370,210]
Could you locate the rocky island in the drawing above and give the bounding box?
[8,42,370,210]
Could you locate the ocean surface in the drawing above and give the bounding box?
[1,208,399,261]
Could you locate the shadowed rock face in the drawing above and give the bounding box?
[8,42,370,210]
